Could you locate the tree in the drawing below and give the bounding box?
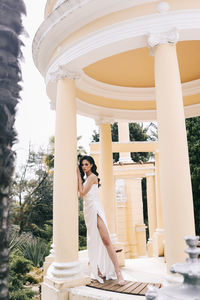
[44,135,87,169]
[11,146,53,241]
[186,117,200,235]
[92,122,151,162]
[0,1,26,298]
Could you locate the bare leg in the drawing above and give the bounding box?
[97,215,125,285]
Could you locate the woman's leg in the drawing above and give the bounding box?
[97,215,125,284]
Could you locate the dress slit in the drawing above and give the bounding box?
[83,183,116,283]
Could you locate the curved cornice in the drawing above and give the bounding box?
[75,98,200,122]
[44,9,200,85]
[49,95,200,122]
[34,1,200,121]
[76,73,200,101]
[33,0,159,74]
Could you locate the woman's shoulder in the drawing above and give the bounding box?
[88,173,98,183]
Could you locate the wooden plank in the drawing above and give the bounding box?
[101,281,119,290]
[98,280,115,288]
[139,283,150,295]
[124,282,142,293]
[114,281,137,293]
[87,281,103,288]
[87,280,163,296]
[131,282,147,294]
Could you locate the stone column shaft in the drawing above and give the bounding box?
[99,122,117,241]
[118,122,132,163]
[53,78,78,264]
[149,30,195,268]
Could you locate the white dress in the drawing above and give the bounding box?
[83,182,116,283]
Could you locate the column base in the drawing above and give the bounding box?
[153,228,165,257]
[42,274,90,300]
[42,260,90,300]
[43,254,55,276]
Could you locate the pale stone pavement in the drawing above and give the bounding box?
[68,250,167,300]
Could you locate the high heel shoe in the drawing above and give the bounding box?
[116,271,126,286]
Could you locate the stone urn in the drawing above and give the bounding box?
[146,236,200,300]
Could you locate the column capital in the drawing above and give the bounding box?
[95,117,115,126]
[147,28,179,51]
[49,65,82,82]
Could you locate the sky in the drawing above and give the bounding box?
[14,0,98,166]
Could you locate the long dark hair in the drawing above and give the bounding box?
[79,155,101,187]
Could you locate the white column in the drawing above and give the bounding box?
[118,122,133,163]
[126,177,147,257]
[148,29,195,269]
[97,119,118,244]
[42,69,89,300]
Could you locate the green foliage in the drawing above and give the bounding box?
[79,198,87,250]
[92,122,151,162]
[129,123,151,162]
[25,274,39,284]
[9,289,35,300]
[10,254,33,275]
[9,254,35,300]
[44,135,87,168]
[19,237,50,267]
[0,1,26,298]
[9,225,23,253]
[10,146,53,242]
[186,117,200,235]
[141,178,149,241]
[29,222,53,241]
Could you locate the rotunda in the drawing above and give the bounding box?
[33,1,199,298]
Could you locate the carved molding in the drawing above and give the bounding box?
[48,65,82,82]
[147,28,179,49]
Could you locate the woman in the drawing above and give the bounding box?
[77,155,125,285]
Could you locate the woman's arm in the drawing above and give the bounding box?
[77,168,96,197]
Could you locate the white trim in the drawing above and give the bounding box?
[76,98,200,122]
[77,73,200,101]
[147,28,179,48]
[45,9,200,82]
[34,0,159,75]
[33,2,200,121]
[76,98,157,122]
[77,73,155,101]
[50,94,200,121]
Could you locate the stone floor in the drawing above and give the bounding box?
[68,250,167,300]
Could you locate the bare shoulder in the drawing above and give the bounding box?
[88,173,98,184]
